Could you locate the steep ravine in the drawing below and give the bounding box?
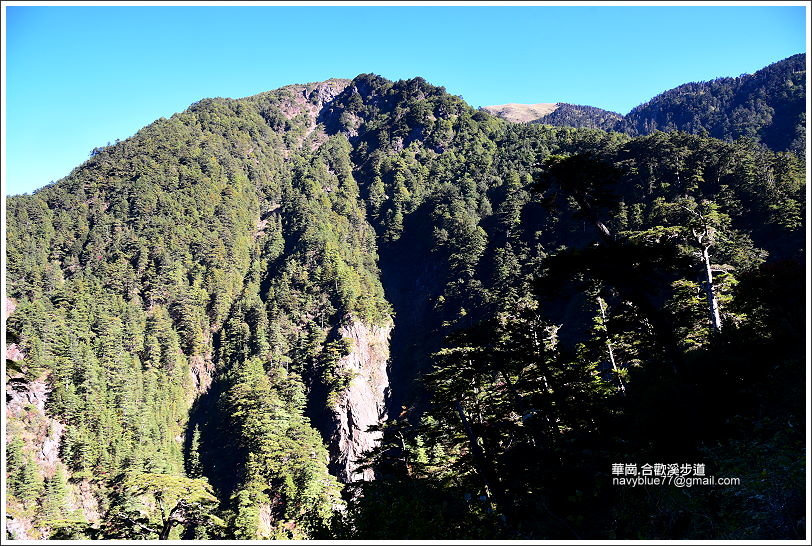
[265,79,398,484]
[7,77,439,532]
[377,209,447,418]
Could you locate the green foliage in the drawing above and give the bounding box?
[333,479,502,539]
[510,54,805,155]
[40,465,71,521]
[4,70,804,540]
[6,435,44,511]
[531,103,624,130]
[101,472,224,539]
[220,357,343,538]
[620,54,806,154]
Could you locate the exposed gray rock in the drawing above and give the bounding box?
[5,516,33,540]
[256,502,274,539]
[329,319,392,482]
[6,377,65,476]
[6,376,49,414]
[6,343,25,362]
[189,354,215,394]
[39,421,65,470]
[274,79,350,150]
[308,79,350,106]
[5,297,26,362]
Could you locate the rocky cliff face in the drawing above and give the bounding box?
[272,78,352,149]
[5,298,63,477]
[5,297,94,539]
[6,378,65,473]
[328,319,392,482]
[189,353,215,395]
[262,79,396,484]
[6,297,25,363]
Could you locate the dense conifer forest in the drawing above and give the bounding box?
[4,56,807,540]
[493,54,806,156]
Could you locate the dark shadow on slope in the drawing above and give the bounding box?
[184,380,239,502]
[301,327,350,480]
[378,203,448,419]
[183,331,241,507]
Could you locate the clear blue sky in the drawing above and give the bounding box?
[3,4,807,196]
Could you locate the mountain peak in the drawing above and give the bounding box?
[480,102,560,123]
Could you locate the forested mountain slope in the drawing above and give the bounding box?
[5,72,806,540]
[484,53,806,154]
[620,53,806,153]
[530,102,623,130]
[481,102,625,131]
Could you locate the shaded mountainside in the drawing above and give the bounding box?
[4,71,806,540]
[532,103,623,130]
[481,102,623,130]
[483,53,806,153]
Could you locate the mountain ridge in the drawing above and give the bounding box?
[480,102,560,123]
[5,67,806,540]
[482,53,806,152]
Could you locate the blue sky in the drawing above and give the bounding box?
[3,4,807,196]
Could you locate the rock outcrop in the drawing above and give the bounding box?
[271,79,352,149]
[4,297,101,538]
[329,319,392,482]
[189,353,215,395]
[6,380,65,473]
[5,517,34,540]
[6,297,25,362]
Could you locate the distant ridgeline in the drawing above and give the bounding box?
[483,53,806,154]
[5,58,806,540]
